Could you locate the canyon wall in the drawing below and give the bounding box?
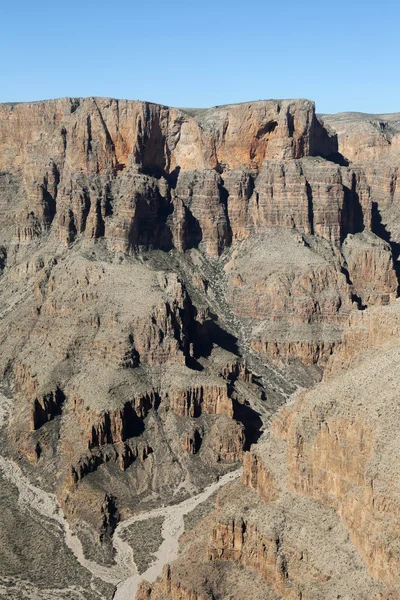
[1,98,400,599]
[142,301,400,600]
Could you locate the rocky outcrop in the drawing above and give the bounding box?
[72,392,158,449]
[142,474,383,600]
[206,307,400,597]
[280,351,400,589]
[244,158,372,245]
[183,427,203,454]
[172,170,232,256]
[1,98,397,269]
[139,297,400,600]
[223,231,351,366]
[136,560,279,600]
[0,98,335,254]
[242,449,280,503]
[321,111,400,263]
[225,236,352,323]
[342,231,398,305]
[321,111,400,163]
[1,243,256,534]
[326,299,400,375]
[30,387,66,430]
[2,97,400,599]
[168,383,232,418]
[136,570,212,600]
[250,334,338,366]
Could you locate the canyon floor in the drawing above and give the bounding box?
[0,386,241,599]
[0,98,399,599]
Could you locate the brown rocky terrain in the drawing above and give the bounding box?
[321,110,400,287]
[141,304,400,600]
[0,98,399,600]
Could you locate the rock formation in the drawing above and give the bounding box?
[0,98,399,600]
[142,300,400,600]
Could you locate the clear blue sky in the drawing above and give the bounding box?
[1,0,399,114]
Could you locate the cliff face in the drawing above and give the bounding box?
[1,97,400,600]
[1,99,397,373]
[321,111,400,275]
[0,98,335,252]
[2,249,257,531]
[321,111,400,163]
[0,98,388,259]
[143,303,400,600]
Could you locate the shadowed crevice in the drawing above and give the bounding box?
[371,201,400,294]
[232,399,263,450]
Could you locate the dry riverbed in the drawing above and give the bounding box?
[0,391,241,600]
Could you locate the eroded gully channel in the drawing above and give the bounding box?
[0,391,241,600]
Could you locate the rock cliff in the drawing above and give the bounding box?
[0,97,399,600]
[143,301,400,599]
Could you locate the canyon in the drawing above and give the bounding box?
[0,97,399,599]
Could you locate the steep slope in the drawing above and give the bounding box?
[0,97,399,600]
[321,110,400,287]
[142,300,400,600]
